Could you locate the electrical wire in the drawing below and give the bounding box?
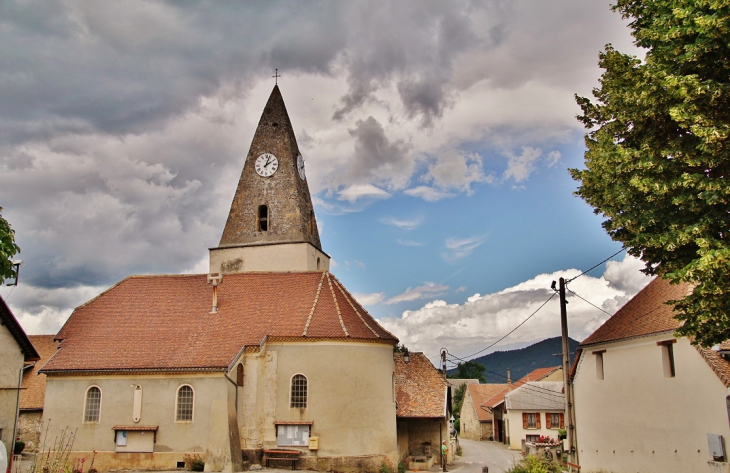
[566,288,614,317]
[566,247,625,283]
[454,292,557,361]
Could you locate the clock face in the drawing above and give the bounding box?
[255,153,279,177]
[297,154,306,180]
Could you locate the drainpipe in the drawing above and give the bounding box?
[9,363,24,473]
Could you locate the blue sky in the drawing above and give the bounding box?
[0,1,654,365]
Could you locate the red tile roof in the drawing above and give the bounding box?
[577,276,730,387]
[41,272,396,373]
[20,335,58,410]
[482,366,561,409]
[467,384,509,422]
[580,277,692,346]
[394,352,449,418]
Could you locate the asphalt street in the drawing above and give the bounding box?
[429,438,523,473]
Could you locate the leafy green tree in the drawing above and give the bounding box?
[451,383,467,419]
[0,207,21,284]
[448,360,486,383]
[571,0,730,347]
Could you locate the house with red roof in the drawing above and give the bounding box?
[39,86,400,473]
[572,277,730,472]
[480,366,562,445]
[459,383,508,441]
[394,352,452,470]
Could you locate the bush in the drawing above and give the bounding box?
[14,441,25,454]
[397,461,407,473]
[506,455,562,473]
[454,418,460,433]
[183,454,204,472]
[456,446,463,456]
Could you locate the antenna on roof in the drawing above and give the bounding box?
[207,273,223,313]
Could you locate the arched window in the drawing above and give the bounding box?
[84,386,101,423]
[176,385,194,422]
[236,363,244,387]
[316,257,321,270]
[258,205,269,232]
[290,374,307,408]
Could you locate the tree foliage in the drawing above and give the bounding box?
[571,0,730,346]
[448,360,486,383]
[0,207,20,284]
[452,383,467,419]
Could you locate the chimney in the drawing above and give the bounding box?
[507,368,511,385]
[207,274,223,313]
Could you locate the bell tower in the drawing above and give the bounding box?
[209,85,330,274]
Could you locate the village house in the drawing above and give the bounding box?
[17,335,57,452]
[39,85,401,473]
[482,366,562,445]
[572,277,730,473]
[0,296,40,457]
[503,381,564,451]
[394,352,452,471]
[459,383,507,441]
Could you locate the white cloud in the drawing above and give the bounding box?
[423,151,493,193]
[337,184,391,203]
[503,146,543,183]
[397,239,424,247]
[546,150,562,167]
[386,282,450,305]
[444,235,488,259]
[377,254,653,359]
[352,292,385,306]
[381,216,423,230]
[403,186,456,202]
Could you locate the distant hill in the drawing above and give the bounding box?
[448,336,580,383]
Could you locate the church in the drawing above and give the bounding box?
[40,85,400,472]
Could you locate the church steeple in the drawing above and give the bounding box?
[209,85,330,274]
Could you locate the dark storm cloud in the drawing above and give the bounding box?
[346,116,412,189]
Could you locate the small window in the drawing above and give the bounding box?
[276,424,310,446]
[258,205,269,232]
[547,413,564,429]
[658,340,676,378]
[526,434,540,443]
[309,210,315,236]
[316,257,321,270]
[594,350,605,380]
[523,412,539,429]
[176,461,186,469]
[290,374,307,408]
[176,385,194,422]
[236,363,244,387]
[84,386,102,423]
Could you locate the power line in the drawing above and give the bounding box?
[566,247,625,283]
[451,292,557,361]
[566,288,614,317]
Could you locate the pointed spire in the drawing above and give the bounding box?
[210,85,328,274]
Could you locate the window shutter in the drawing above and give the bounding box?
[522,413,528,429]
[559,413,565,429]
[546,413,552,429]
[536,413,541,429]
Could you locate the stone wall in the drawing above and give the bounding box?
[17,411,43,451]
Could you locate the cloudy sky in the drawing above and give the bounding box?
[0,1,653,366]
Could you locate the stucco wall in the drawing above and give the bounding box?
[505,410,562,450]
[210,242,329,274]
[573,334,730,473]
[0,323,24,446]
[43,373,229,470]
[235,340,397,471]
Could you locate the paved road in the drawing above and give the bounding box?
[434,438,522,473]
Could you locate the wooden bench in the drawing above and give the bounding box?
[262,449,301,470]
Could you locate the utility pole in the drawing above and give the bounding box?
[441,349,447,377]
[558,277,576,469]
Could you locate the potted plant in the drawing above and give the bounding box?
[557,428,567,440]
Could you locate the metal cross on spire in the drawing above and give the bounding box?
[273,68,281,85]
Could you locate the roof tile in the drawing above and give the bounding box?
[42,272,396,373]
[395,353,448,418]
